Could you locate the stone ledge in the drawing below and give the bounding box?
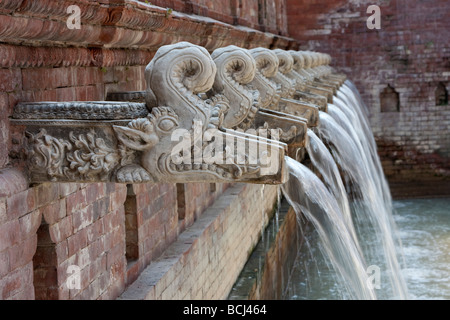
[0,0,298,51]
[119,182,278,300]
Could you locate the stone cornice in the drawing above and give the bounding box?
[0,0,298,52]
[0,44,154,68]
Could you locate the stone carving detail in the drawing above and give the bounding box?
[287,50,309,90]
[206,46,307,160]
[66,131,121,181]
[208,45,259,130]
[26,130,73,181]
[26,129,122,182]
[249,48,280,109]
[13,44,347,185]
[112,106,180,183]
[248,47,319,126]
[13,102,148,120]
[272,49,297,99]
[13,42,288,184]
[139,42,286,184]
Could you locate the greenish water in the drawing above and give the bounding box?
[285,197,450,300]
[393,198,450,300]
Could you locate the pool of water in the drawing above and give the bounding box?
[393,197,450,300]
[285,197,450,300]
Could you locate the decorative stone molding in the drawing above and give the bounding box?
[0,44,155,69]
[11,42,288,185]
[0,0,297,51]
[106,91,147,103]
[12,102,148,121]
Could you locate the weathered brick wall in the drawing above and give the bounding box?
[0,168,230,299]
[178,183,231,234]
[144,0,289,35]
[287,0,450,193]
[119,183,278,300]
[125,182,228,287]
[247,206,299,300]
[0,1,293,299]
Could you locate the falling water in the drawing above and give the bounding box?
[306,129,360,254]
[282,157,376,300]
[282,81,409,299]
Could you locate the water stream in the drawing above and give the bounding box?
[284,197,450,300]
[282,157,376,300]
[282,81,409,299]
[230,81,444,300]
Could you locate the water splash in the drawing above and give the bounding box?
[282,157,377,300]
[306,129,361,255]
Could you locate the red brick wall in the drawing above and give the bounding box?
[143,0,289,35]
[0,0,295,299]
[287,0,450,191]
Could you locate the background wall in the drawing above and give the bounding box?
[287,0,450,197]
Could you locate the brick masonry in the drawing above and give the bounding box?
[287,0,450,197]
[228,202,302,300]
[119,183,278,300]
[0,167,251,299]
[0,0,290,300]
[143,0,288,35]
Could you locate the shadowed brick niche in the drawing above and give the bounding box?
[435,82,448,106]
[380,85,400,113]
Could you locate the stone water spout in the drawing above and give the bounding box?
[295,51,347,91]
[206,45,309,161]
[286,50,330,110]
[249,48,320,127]
[296,51,337,99]
[11,42,287,185]
[309,52,347,87]
[106,45,310,163]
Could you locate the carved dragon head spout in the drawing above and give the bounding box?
[206,45,309,163]
[114,42,288,184]
[271,49,297,99]
[289,50,305,73]
[248,47,281,109]
[247,47,320,127]
[207,45,259,130]
[313,52,347,86]
[11,42,288,185]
